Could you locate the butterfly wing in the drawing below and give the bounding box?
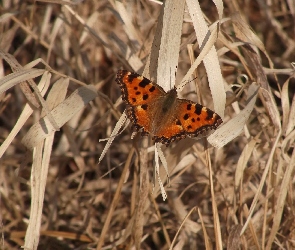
[176,100,222,136]
[116,70,166,133]
[152,99,222,145]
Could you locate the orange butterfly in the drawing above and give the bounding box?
[116,70,222,145]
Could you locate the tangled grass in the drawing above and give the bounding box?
[0,0,295,249]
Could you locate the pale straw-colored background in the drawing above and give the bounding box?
[0,0,294,249]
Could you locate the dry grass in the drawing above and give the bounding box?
[1,0,295,249]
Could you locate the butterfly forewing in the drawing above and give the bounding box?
[116,70,166,134]
[117,70,165,106]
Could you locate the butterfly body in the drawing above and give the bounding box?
[116,70,222,145]
[146,88,178,135]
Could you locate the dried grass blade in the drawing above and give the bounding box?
[212,0,224,19]
[171,154,196,175]
[79,11,99,45]
[24,141,45,249]
[207,149,222,250]
[149,191,171,247]
[171,197,201,234]
[242,43,281,130]
[0,71,51,158]
[169,207,197,250]
[208,83,259,148]
[235,137,259,188]
[178,24,218,89]
[281,78,290,134]
[198,208,212,250]
[22,85,97,150]
[0,68,45,95]
[284,85,295,135]
[111,32,144,71]
[240,131,281,236]
[24,77,71,248]
[232,13,274,68]
[24,135,55,249]
[186,0,225,117]
[133,140,149,249]
[266,145,295,248]
[96,147,135,250]
[154,145,167,201]
[36,0,75,4]
[98,111,129,163]
[157,144,170,185]
[43,77,69,112]
[156,0,185,90]
[242,205,261,249]
[0,50,62,129]
[144,4,163,78]
[115,1,143,44]
[227,225,242,250]
[0,49,41,107]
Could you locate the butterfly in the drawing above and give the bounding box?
[116,70,222,146]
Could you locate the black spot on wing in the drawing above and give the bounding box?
[139,78,150,88]
[143,94,149,100]
[194,104,203,115]
[206,109,214,120]
[187,104,192,110]
[127,72,140,82]
[149,86,156,92]
[141,104,148,110]
[183,114,189,120]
